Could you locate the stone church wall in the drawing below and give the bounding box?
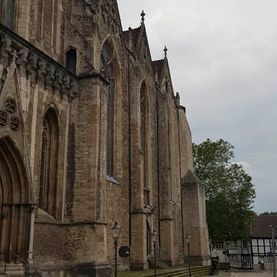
[0,0,209,275]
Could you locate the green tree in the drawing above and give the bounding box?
[193,139,256,243]
[260,211,277,216]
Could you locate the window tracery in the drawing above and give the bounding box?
[101,40,115,177]
[39,108,59,218]
[0,98,20,131]
[140,83,149,204]
[167,105,173,201]
[36,0,59,50]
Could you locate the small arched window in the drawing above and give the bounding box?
[101,39,115,177]
[39,108,59,218]
[66,48,77,74]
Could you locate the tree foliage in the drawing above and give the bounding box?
[260,211,277,216]
[193,139,256,243]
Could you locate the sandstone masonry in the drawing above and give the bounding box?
[0,1,209,276]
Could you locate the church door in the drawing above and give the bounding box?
[0,138,30,263]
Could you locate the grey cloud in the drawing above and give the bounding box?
[117,0,277,213]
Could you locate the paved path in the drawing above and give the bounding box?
[232,271,273,277]
[215,271,274,277]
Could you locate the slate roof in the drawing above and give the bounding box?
[251,215,277,238]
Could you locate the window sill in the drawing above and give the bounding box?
[106,175,120,185]
[170,200,176,206]
[35,208,57,223]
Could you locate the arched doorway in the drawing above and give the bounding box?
[0,137,30,262]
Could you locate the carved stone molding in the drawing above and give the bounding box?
[0,109,8,126]
[0,25,78,100]
[0,97,20,131]
[85,0,121,34]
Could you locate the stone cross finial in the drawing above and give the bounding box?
[164,46,168,58]
[141,10,145,24]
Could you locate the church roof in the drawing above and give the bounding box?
[251,215,277,238]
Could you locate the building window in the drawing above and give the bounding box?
[101,40,115,177]
[167,106,173,200]
[146,222,151,257]
[6,0,15,29]
[0,0,15,30]
[39,108,59,218]
[0,0,3,23]
[37,0,43,38]
[36,0,59,49]
[66,48,77,74]
[140,82,150,205]
[140,83,146,155]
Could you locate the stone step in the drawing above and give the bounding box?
[0,263,24,276]
[144,266,209,277]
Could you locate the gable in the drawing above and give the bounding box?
[153,57,175,99]
[134,25,153,68]
[0,56,33,179]
[84,0,123,35]
[0,60,21,132]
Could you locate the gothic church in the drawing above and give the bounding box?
[0,0,209,276]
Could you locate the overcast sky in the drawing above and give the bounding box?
[117,0,277,214]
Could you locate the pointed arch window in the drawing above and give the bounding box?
[39,108,59,218]
[66,48,77,74]
[140,83,147,156]
[6,0,15,29]
[140,83,149,204]
[0,0,16,30]
[167,105,173,201]
[36,0,59,49]
[0,0,3,24]
[146,221,151,258]
[101,40,115,177]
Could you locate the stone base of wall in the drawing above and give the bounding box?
[0,263,24,276]
[185,255,210,266]
[74,263,112,277]
[130,262,148,271]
